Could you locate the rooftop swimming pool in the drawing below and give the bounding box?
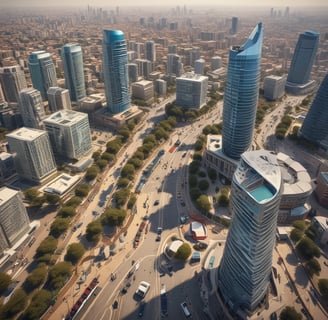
[250,184,274,202]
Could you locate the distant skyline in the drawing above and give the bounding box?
[1,0,328,7]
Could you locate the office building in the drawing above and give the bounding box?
[127,63,138,83]
[263,75,287,100]
[300,74,328,149]
[47,87,71,112]
[285,30,319,95]
[155,79,167,96]
[194,58,205,75]
[19,88,46,129]
[61,43,86,102]
[0,66,27,103]
[168,44,177,54]
[218,150,282,317]
[28,51,57,100]
[102,30,130,114]
[222,22,263,160]
[0,152,16,184]
[176,72,208,109]
[145,41,156,62]
[211,56,222,71]
[44,110,92,160]
[231,16,239,34]
[131,80,154,103]
[135,59,153,79]
[6,127,56,183]
[167,54,183,77]
[0,187,30,253]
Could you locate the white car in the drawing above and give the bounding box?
[135,281,150,298]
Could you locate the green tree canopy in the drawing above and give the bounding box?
[198,179,209,191]
[36,236,58,257]
[96,159,108,171]
[85,165,100,181]
[174,243,192,260]
[48,261,72,290]
[296,237,321,260]
[305,258,321,277]
[22,289,52,320]
[113,188,130,208]
[0,272,12,294]
[92,151,101,161]
[318,278,328,299]
[196,195,211,213]
[292,220,306,231]
[44,193,61,205]
[58,206,76,218]
[102,207,127,226]
[207,168,217,181]
[101,152,115,162]
[290,228,303,243]
[121,164,135,180]
[49,217,70,238]
[106,140,122,154]
[75,183,91,198]
[23,265,48,293]
[24,188,39,201]
[65,196,82,208]
[65,243,85,265]
[86,219,102,242]
[279,306,302,320]
[117,177,130,188]
[0,288,28,319]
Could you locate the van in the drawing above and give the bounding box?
[180,302,191,318]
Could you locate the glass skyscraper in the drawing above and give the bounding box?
[218,150,282,315]
[102,30,130,114]
[300,74,328,149]
[222,22,263,160]
[28,51,57,100]
[286,30,319,86]
[61,44,86,102]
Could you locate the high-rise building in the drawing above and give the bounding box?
[211,56,222,71]
[61,43,86,102]
[285,30,319,95]
[263,75,287,100]
[168,44,177,54]
[218,150,282,316]
[135,59,153,79]
[0,66,27,103]
[145,41,156,62]
[28,51,57,100]
[43,110,92,160]
[6,127,56,183]
[127,63,138,83]
[231,16,239,34]
[176,72,208,109]
[19,88,46,129]
[0,152,16,184]
[47,87,71,112]
[102,30,130,114]
[0,187,30,253]
[300,74,328,149]
[222,22,263,160]
[194,58,205,75]
[167,54,183,77]
[155,79,167,96]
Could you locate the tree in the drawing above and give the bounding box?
[23,265,48,292]
[127,194,137,209]
[118,127,130,142]
[36,236,58,257]
[75,183,91,198]
[58,206,76,218]
[296,237,320,260]
[30,196,45,208]
[106,140,121,154]
[196,195,211,213]
[207,168,217,182]
[65,243,85,265]
[48,261,72,290]
[292,220,306,231]
[65,196,82,208]
[198,179,209,191]
[92,151,101,161]
[305,258,321,277]
[96,159,108,171]
[318,278,328,299]
[117,177,130,188]
[0,288,28,319]
[22,289,52,320]
[44,193,60,205]
[218,193,229,207]
[102,208,127,226]
[128,157,142,169]
[24,188,39,201]
[101,152,115,162]
[174,243,192,260]
[113,188,130,208]
[0,272,12,294]
[189,175,198,188]
[290,228,303,243]
[49,217,70,238]
[189,160,201,174]
[189,188,201,201]
[86,220,102,242]
[85,165,99,180]
[279,306,302,320]
[121,164,135,180]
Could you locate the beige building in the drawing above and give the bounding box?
[132,80,154,103]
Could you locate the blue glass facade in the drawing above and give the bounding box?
[300,74,328,148]
[102,30,130,114]
[222,23,263,160]
[287,30,319,85]
[218,150,282,315]
[28,51,57,100]
[61,44,86,102]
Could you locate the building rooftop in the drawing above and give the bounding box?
[44,110,87,126]
[0,187,18,205]
[177,72,208,82]
[42,173,81,196]
[6,127,45,141]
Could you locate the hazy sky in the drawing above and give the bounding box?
[1,0,328,7]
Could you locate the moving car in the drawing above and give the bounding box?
[136,281,151,298]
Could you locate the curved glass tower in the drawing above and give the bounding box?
[29,51,57,100]
[218,150,282,315]
[287,30,319,85]
[102,30,130,114]
[61,44,86,102]
[222,23,263,160]
[300,74,328,148]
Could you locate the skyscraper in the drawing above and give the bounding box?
[300,74,328,149]
[102,30,130,114]
[19,88,46,129]
[145,41,156,62]
[218,150,282,316]
[0,187,30,253]
[47,87,71,112]
[44,110,92,160]
[28,51,57,100]
[194,58,205,75]
[61,43,86,102]
[6,127,56,183]
[285,30,319,94]
[222,22,263,160]
[167,54,183,77]
[0,66,27,103]
[231,16,239,34]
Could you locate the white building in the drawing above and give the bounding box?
[131,80,154,103]
[44,110,92,160]
[0,187,30,253]
[47,87,71,112]
[263,75,287,101]
[176,72,208,109]
[194,58,205,75]
[6,127,56,183]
